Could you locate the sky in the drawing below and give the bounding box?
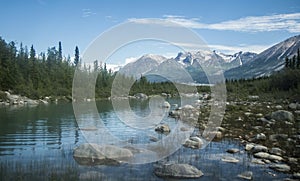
[1,0,300,66]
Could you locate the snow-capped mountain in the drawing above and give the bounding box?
[118,54,167,78]
[225,35,300,79]
[118,35,300,83]
[174,50,257,70]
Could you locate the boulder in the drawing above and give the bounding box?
[269,164,290,172]
[221,156,239,163]
[162,101,171,108]
[269,147,284,156]
[255,133,267,141]
[73,143,133,165]
[155,124,170,133]
[254,152,270,159]
[155,163,203,178]
[252,144,268,153]
[288,103,298,110]
[245,143,255,151]
[237,171,253,180]
[134,93,148,100]
[184,136,203,149]
[271,110,294,122]
[226,148,240,154]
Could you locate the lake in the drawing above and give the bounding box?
[0,99,290,180]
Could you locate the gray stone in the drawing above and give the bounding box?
[155,163,203,178]
[162,101,170,108]
[269,147,284,156]
[269,164,290,172]
[288,103,298,110]
[221,156,239,163]
[269,134,288,141]
[245,143,255,151]
[226,148,240,154]
[252,145,268,153]
[271,110,294,122]
[268,154,283,162]
[254,152,270,159]
[275,105,283,109]
[155,124,170,133]
[255,133,267,141]
[251,159,265,165]
[134,93,148,100]
[237,171,253,180]
[73,143,133,165]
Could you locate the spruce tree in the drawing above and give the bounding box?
[297,48,300,69]
[74,46,79,66]
[58,41,62,62]
[285,56,289,68]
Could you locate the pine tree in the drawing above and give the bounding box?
[292,55,296,69]
[297,48,300,69]
[58,41,62,62]
[74,46,79,66]
[285,56,289,68]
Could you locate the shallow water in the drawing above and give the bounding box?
[0,100,291,180]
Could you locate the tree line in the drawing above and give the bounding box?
[0,37,184,100]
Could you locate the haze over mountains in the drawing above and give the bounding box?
[118,35,300,83]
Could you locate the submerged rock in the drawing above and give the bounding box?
[237,171,253,180]
[226,148,240,154]
[154,163,203,178]
[184,136,203,149]
[162,101,171,108]
[221,156,239,163]
[73,143,133,165]
[155,124,170,133]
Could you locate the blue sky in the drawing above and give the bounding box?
[1,0,300,65]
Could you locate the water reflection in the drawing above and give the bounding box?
[0,100,291,180]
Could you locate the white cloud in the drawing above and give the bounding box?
[129,13,300,33]
[82,9,96,18]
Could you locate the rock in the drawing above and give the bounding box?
[271,110,294,122]
[169,110,180,118]
[254,152,283,162]
[245,143,255,151]
[269,164,290,172]
[275,105,283,109]
[154,163,203,178]
[79,171,106,180]
[134,93,148,100]
[203,131,223,139]
[190,136,203,143]
[221,156,239,163]
[269,134,288,142]
[227,148,240,154]
[217,127,225,132]
[244,112,252,116]
[237,171,253,180]
[252,145,268,153]
[182,104,195,110]
[256,113,263,117]
[295,110,300,115]
[184,139,202,149]
[162,101,170,108]
[149,136,159,142]
[288,103,298,110]
[155,124,170,133]
[251,158,265,165]
[293,173,300,179]
[248,95,259,99]
[269,147,284,156]
[254,152,270,159]
[255,133,267,141]
[73,143,133,165]
[268,154,283,162]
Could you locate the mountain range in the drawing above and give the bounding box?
[118,35,300,83]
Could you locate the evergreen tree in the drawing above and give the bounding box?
[292,55,296,69]
[58,41,62,62]
[285,56,289,68]
[74,46,79,66]
[297,48,300,69]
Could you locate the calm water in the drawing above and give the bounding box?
[0,100,290,180]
